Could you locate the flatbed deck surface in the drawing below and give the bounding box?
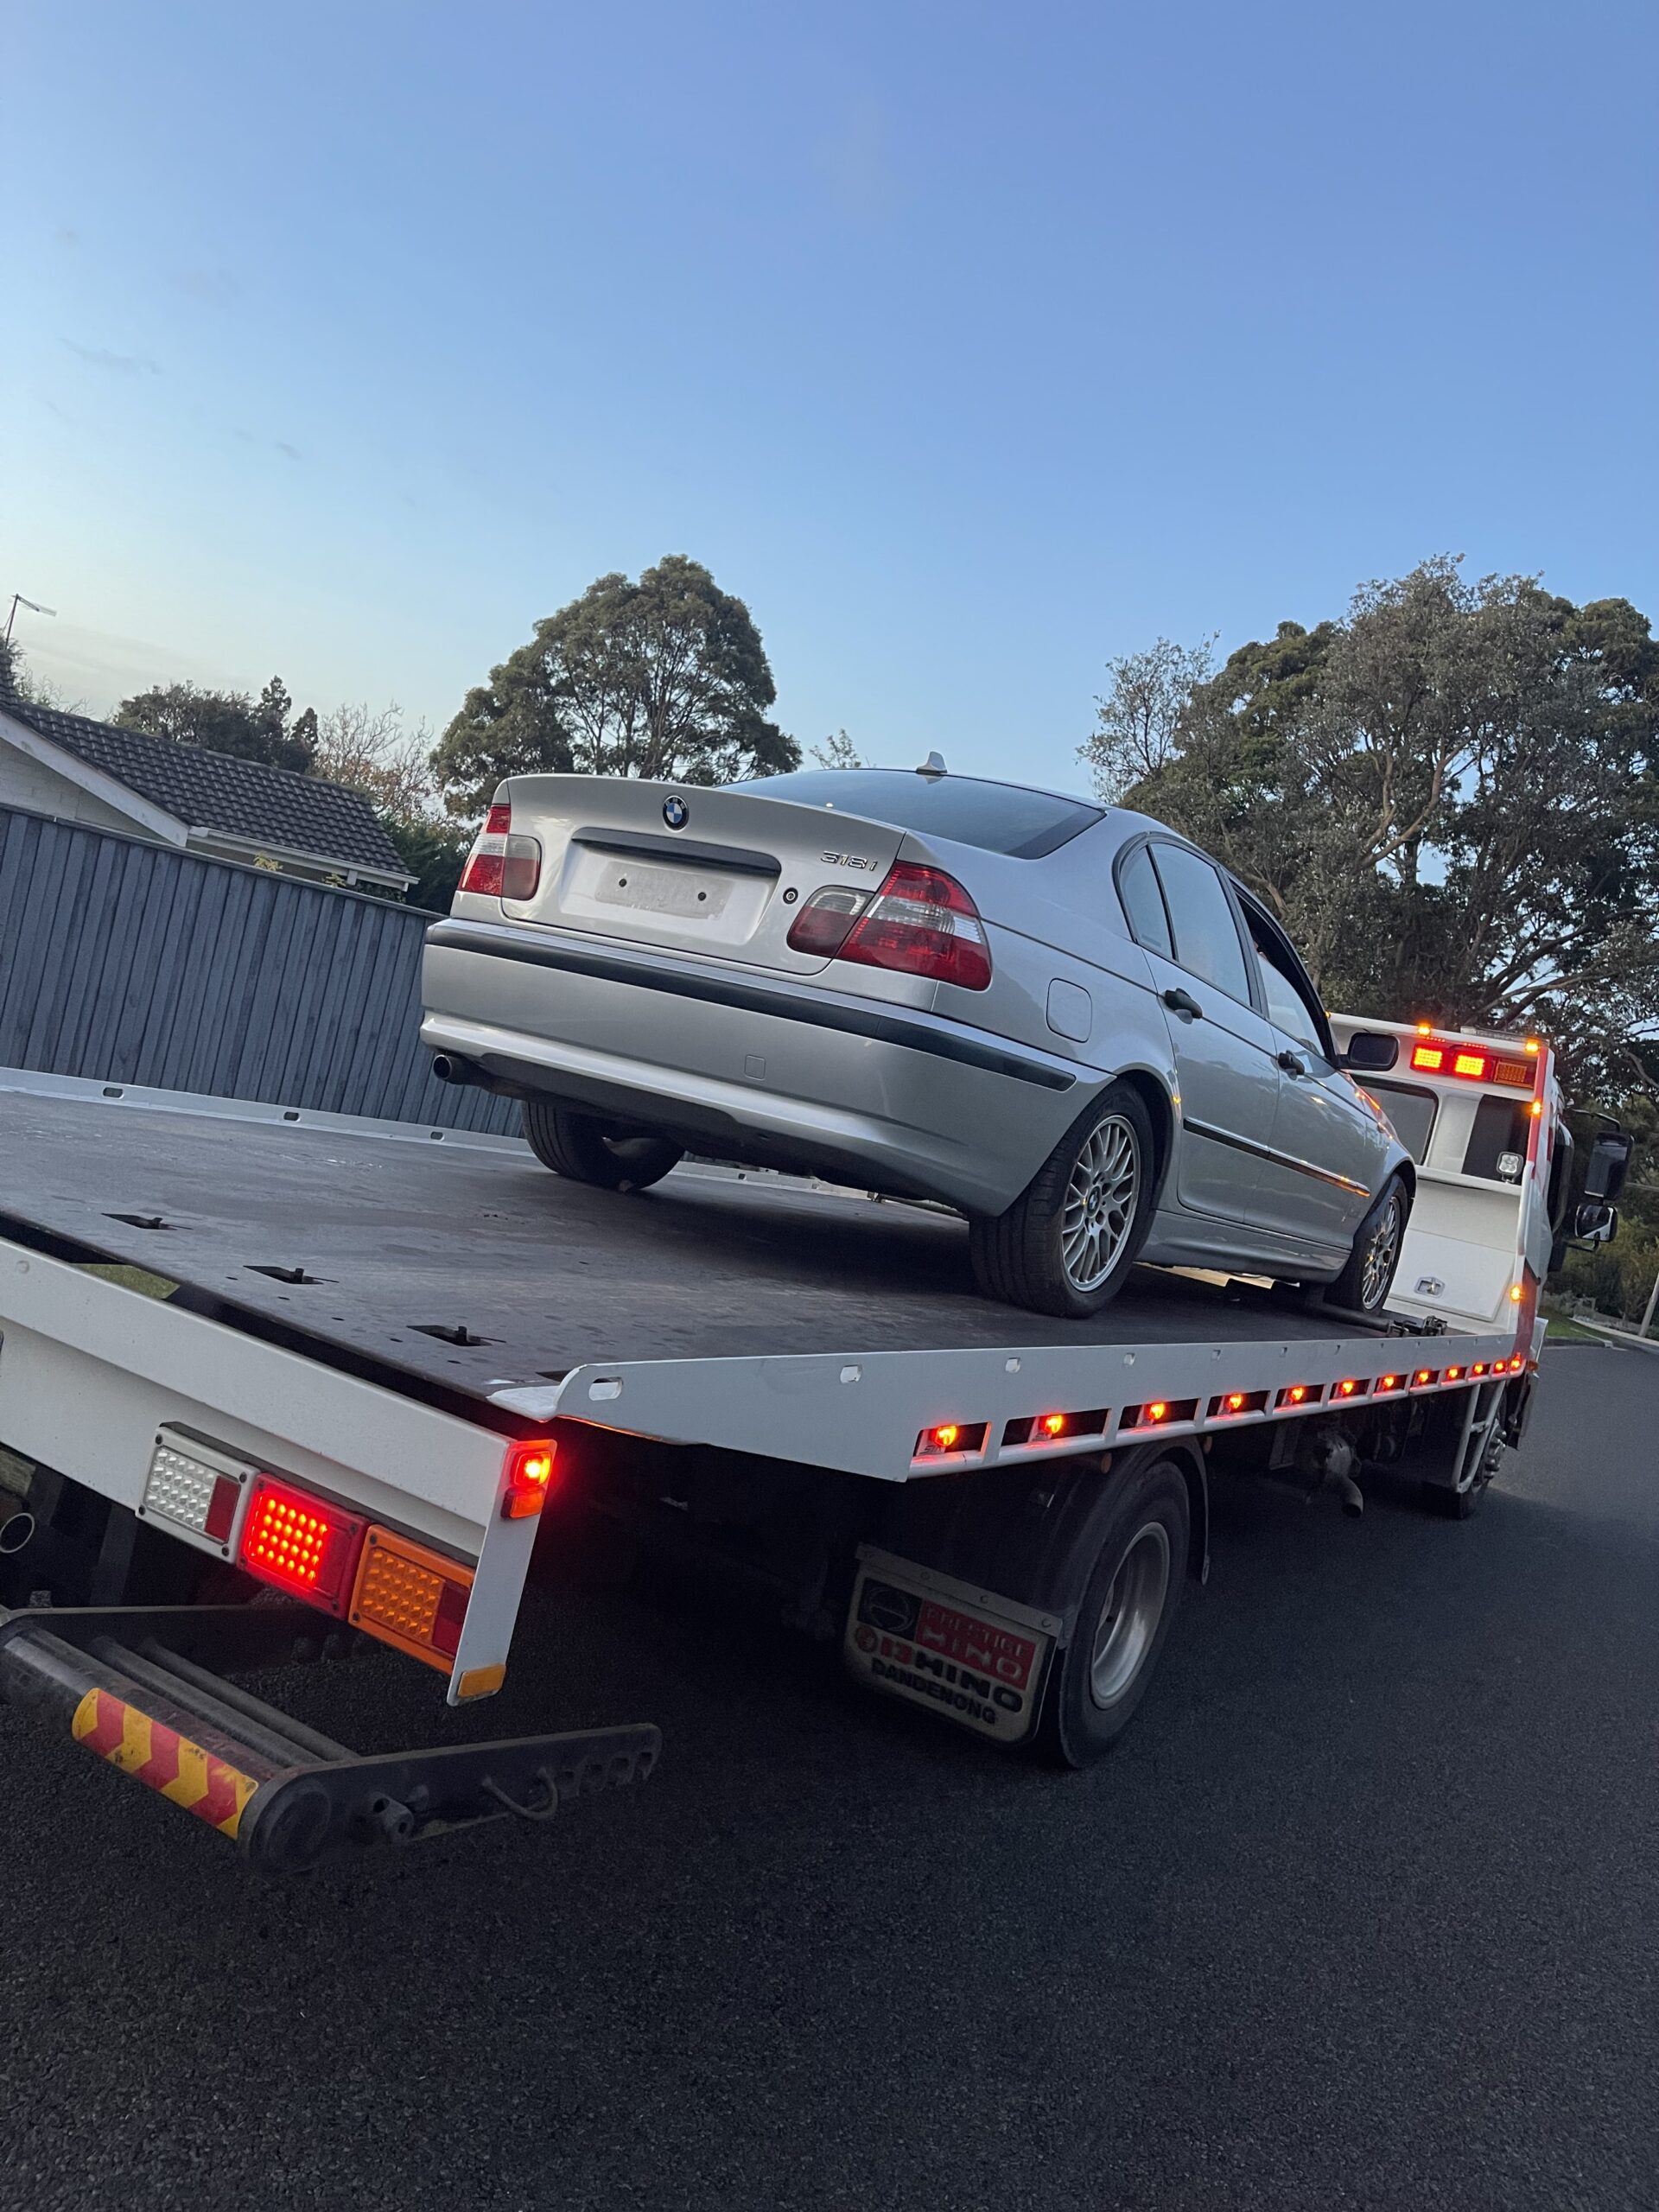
[2,1088,1379,1404]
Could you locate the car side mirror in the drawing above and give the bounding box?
[1338,1031,1399,1073]
[1582,1130,1632,1205]
[1573,1199,1618,1246]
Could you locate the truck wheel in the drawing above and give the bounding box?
[1421,1401,1503,1520]
[1039,1454,1189,1767]
[524,1100,683,1192]
[1323,1173,1410,1316]
[969,1084,1155,1317]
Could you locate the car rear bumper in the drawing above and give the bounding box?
[421,917,1084,1214]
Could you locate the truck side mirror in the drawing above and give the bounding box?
[1339,1031,1399,1073]
[1573,1200,1618,1246]
[1582,1130,1632,1205]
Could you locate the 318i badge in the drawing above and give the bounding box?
[843,1545,1058,1745]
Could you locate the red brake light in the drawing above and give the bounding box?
[459,845,505,897]
[459,802,541,901]
[503,1440,557,1521]
[238,1477,365,1613]
[790,862,992,990]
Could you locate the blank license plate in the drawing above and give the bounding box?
[594,860,732,920]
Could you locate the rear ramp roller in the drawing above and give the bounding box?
[0,1602,660,1875]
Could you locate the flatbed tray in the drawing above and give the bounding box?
[0,1082,1381,1412]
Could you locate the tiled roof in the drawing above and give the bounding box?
[3,700,410,878]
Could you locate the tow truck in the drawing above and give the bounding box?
[0,1016,1630,1873]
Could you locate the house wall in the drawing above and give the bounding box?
[0,801,520,1136]
[0,741,161,839]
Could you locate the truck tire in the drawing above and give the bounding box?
[1039,1453,1189,1766]
[523,1101,683,1192]
[1322,1172,1410,1316]
[969,1084,1155,1318]
[1421,1398,1503,1520]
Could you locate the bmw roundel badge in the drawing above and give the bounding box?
[662,795,690,830]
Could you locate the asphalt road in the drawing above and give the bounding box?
[3,1342,1656,2212]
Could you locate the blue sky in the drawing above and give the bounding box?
[5,0,1656,796]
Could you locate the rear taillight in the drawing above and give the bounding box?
[786,862,992,990]
[458,800,541,900]
[238,1476,366,1614]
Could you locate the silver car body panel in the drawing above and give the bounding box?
[422,774,1409,1283]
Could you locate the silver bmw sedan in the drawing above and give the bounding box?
[420,760,1413,1318]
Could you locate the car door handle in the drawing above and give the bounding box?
[1277,1051,1307,1076]
[1162,988,1204,1020]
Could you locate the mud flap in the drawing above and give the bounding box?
[842,1545,1062,1748]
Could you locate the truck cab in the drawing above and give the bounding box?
[1329,1015,1626,1334]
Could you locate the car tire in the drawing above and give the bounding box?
[523,1100,683,1192]
[968,1083,1156,1318]
[1038,1453,1190,1768]
[1322,1172,1410,1316]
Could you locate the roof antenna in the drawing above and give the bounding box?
[916,750,947,779]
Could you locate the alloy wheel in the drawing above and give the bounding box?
[1060,1114,1141,1294]
[1359,1192,1402,1311]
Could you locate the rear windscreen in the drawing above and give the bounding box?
[728,769,1103,859]
[1462,1096,1529,1183]
[1366,1081,1439,1164]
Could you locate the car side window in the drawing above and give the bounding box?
[1251,927,1325,1056]
[1116,843,1173,958]
[1147,843,1252,1004]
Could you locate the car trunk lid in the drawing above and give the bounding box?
[495,775,911,972]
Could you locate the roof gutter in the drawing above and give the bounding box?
[186,826,414,891]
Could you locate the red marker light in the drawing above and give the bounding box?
[932,1424,959,1450]
[1337,1379,1358,1398]
[1225,1393,1246,1413]
[1510,1355,1527,1372]
[1146,1402,1168,1423]
[1445,1365,1464,1382]
[1414,1370,1433,1387]
[1471,1363,1488,1377]
[502,1439,558,1520]
[1287,1385,1307,1404]
[1377,1373,1402,1393]
[1039,1412,1067,1438]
